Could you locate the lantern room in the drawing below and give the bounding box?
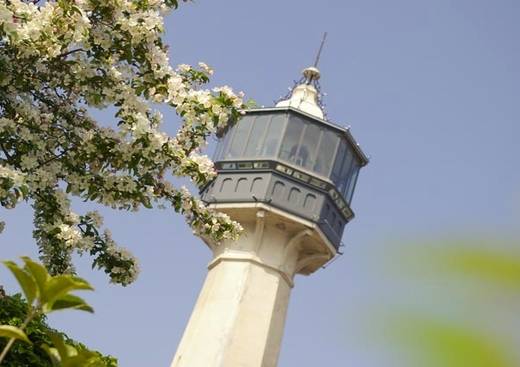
[201,67,368,251]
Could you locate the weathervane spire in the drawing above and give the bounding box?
[314,32,328,68]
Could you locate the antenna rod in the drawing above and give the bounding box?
[313,32,328,68]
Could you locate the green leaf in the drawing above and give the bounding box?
[44,332,103,367]
[42,275,93,312]
[19,185,29,197]
[2,260,37,305]
[50,294,94,313]
[63,353,102,367]
[21,256,49,299]
[0,325,32,344]
[48,332,70,360]
[41,344,61,367]
[141,196,152,208]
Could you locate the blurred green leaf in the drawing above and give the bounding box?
[41,344,61,367]
[3,257,94,315]
[436,247,520,290]
[48,332,70,361]
[390,317,514,367]
[0,325,31,344]
[51,294,94,313]
[63,354,106,367]
[396,238,520,291]
[2,260,37,306]
[42,275,93,313]
[21,256,49,298]
[44,332,106,367]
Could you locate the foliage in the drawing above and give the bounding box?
[0,0,244,286]
[42,331,117,367]
[0,257,115,365]
[379,238,520,367]
[0,293,116,367]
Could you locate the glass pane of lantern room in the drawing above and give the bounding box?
[214,126,233,160]
[314,130,339,177]
[260,113,286,158]
[213,137,223,161]
[279,116,305,165]
[331,139,347,185]
[299,122,321,171]
[243,114,270,157]
[337,149,354,196]
[341,147,360,201]
[224,115,254,159]
[345,164,360,204]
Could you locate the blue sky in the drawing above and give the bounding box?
[1,1,519,366]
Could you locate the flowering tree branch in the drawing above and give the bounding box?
[0,0,244,286]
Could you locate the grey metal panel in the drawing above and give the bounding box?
[201,170,343,249]
[318,196,346,248]
[202,172,271,203]
[265,174,325,222]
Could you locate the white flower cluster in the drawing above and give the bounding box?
[0,164,28,208]
[56,223,82,248]
[178,186,243,243]
[0,0,244,285]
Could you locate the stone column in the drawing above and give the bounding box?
[171,210,310,367]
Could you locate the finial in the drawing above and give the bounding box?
[304,32,327,84]
[275,33,329,119]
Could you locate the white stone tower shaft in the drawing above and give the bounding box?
[171,205,334,367]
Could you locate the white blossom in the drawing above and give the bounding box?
[0,0,244,286]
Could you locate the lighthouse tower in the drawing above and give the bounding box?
[171,63,368,367]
